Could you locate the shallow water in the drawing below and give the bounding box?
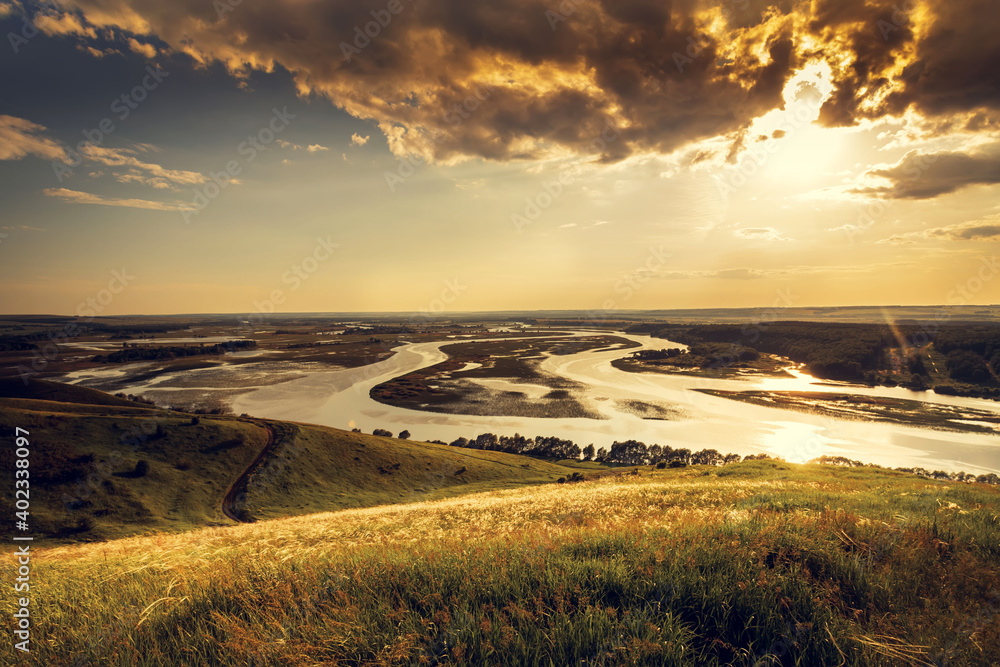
[65,331,1000,474]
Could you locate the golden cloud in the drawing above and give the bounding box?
[45,0,1000,169]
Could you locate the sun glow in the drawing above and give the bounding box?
[724,62,849,188]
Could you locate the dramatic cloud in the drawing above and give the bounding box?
[350,133,370,147]
[862,148,1000,199]
[42,187,195,211]
[30,0,1000,170]
[0,115,67,161]
[53,0,802,163]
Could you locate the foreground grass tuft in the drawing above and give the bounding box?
[8,461,1000,666]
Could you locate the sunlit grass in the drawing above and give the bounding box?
[9,461,1000,665]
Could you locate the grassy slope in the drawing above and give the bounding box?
[0,381,585,541]
[0,397,266,540]
[0,378,141,407]
[245,423,585,520]
[15,461,1000,666]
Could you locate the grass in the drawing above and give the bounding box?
[0,395,267,541]
[241,422,586,520]
[8,461,1000,666]
[0,381,585,542]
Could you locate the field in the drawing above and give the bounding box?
[8,461,1000,666]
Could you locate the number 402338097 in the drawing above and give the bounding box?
[14,427,30,525]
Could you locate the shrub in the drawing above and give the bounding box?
[134,460,150,477]
[191,416,200,425]
[656,461,667,469]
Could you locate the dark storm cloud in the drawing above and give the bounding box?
[37,0,1000,167]
[50,0,799,163]
[805,0,1000,126]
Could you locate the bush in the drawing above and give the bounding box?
[398,430,411,440]
[656,461,668,469]
[134,460,150,477]
[668,460,686,468]
[372,429,393,438]
[190,416,200,425]
[946,349,990,383]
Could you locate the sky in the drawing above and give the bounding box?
[0,0,998,316]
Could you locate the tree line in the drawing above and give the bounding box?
[366,428,999,485]
[92,340,257,363]
[627,320,1000,387]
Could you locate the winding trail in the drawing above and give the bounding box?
[222,421,277,523]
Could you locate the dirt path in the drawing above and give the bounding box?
[222,421,277,523]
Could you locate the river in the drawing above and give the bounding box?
[65,331,1000,474]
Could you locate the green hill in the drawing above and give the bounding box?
[0,377,142,407]
[0,381,584,542]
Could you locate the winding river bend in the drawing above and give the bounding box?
[212,331,1000,475]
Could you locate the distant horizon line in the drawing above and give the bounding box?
[1,304,997,319]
